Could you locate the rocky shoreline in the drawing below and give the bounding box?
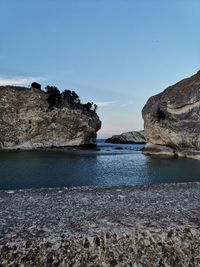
[1,182,200,266]
[105,130,146,144]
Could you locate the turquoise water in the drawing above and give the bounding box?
[0,140,200,190]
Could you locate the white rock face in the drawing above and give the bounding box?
[105,131,146,144]
[0,86,101,149]
[142,71,200,159]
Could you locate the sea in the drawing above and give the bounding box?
[0,139,200,190]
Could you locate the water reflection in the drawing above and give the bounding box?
[0,143,199,190]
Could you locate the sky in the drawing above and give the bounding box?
[0,0,200,138]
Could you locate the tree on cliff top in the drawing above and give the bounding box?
[45,85,98,113]
[31,82,41,90]
[45,85,62,109]
[62,89,80,105]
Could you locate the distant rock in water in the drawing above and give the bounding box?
[0,85,101,149]
[142,71,200,160]
[105,131,146,144]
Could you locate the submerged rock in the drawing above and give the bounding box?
[105,130,146,144]
[0,86,101,149]
[142,71,200,160]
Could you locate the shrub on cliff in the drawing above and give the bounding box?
[45,85,62,109]
[83,102,93,111]
[31,82,41,90]
[44,85,98,113]
[93,104,98,112]
[62,90,80,105]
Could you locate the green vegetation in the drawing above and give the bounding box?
[32,83,98,112]
[45,86,62,109]
[62,89,80,105]
[31,82,41,90]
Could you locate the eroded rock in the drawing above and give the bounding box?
[105,130,146,144]
[0,86,101,149]
[142,71,200,159]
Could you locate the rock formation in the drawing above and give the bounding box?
[142,71,200,159]
[105,130,146,144]
[0,85,101,149]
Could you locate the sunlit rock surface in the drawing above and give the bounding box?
[0,182,200,266]
[142,71,200,159]
[0,86,101,149]
[105,130,146,144]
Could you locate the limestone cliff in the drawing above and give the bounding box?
[142,71,200,159]
[0,85,101,149]
[105,130,146,144]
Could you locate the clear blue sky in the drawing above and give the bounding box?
[0,0,199,138]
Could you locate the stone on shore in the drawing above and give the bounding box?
[105,130,146,144]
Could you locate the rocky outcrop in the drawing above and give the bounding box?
[142,71,200,159]
[0,86,101,149]
[105,130,146,144]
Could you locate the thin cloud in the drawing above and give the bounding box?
[119,100,135,107]
[0,76,46,86]
[95,101,119,107]
[95,100,135,108]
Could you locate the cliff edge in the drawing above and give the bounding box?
[142,71,200,159]
[0,85,101,149]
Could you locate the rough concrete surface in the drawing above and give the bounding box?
[0,182,200,266]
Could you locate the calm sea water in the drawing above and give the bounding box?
[0,140,200,190]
